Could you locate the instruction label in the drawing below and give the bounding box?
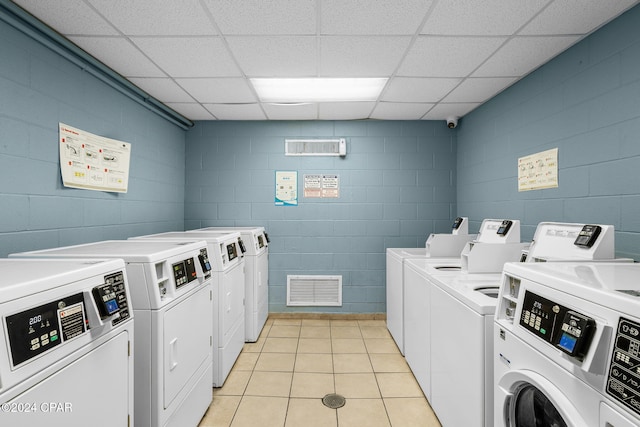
[518,148,558,191]
[59,123,131,193]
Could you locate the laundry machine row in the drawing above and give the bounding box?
[386,217,475,355]
[130,231,246,387]
[10,240,214,427]
[193,226,270,343]
[401,221,624,427]
[494,262,640,427]
[0,258,134,427]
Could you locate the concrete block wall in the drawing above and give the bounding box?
[185,120,457,313]
[0,18,186,257]
[457,5,640,260]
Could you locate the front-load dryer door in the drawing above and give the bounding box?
[164,285,212,408]
[498,371,586,427]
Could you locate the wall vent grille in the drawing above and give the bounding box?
[285,139,345,156]
[286,275,342,306]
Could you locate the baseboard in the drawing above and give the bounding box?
[267,312,386,320]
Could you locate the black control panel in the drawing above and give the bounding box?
[198,248,212,273]
[264,232,270,243]
[574,225,602,247]
[227,243,238,261]
[6,293,86,367]
[172,258,198,288]
[452,217,464,230]
[258,235,265,248]
[496,220,513,236]
[607,317,640,416]
[237,238,247,254]
[520,291,595,360]
[93,271,130,326]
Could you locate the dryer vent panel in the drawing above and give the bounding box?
[287,275,342,306]
[285,139,346,156]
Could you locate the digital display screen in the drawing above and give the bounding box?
[105,299,119,315]
[558,333,577,353]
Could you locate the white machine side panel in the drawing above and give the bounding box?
[256,251,269,339]
[163,284,213,408]
[430,285,485,427]
[244,256,257,340]
[386,251,404,355]
[2,331,131,427]
[403,264,431,400]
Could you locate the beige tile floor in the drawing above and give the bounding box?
[198,318,441,427]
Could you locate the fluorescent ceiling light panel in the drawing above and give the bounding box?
[251,77,388,102]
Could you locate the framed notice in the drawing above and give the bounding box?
[59,123,131,193]
[518,148,558,192]
[275,170,298,206]
[304,174,340,199]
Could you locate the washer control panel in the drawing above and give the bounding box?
[607,317,640,416]
[93,271,130,326]
[520,291,595,361]
[172,257,197,288]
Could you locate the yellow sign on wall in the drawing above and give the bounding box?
[518,148,558,192]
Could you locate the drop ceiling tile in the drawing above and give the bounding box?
[87,0,217,36]
[263,103,318,120]
[318,102,376,120]
[382,77,461,102]
[421,0,548,36]
[204,103,267,120]
[226,36,317,77]
[13,0,118,35]
[165,102,215,120]
[320,0,434,35]
[176,78,257,103]
[442,77,518,103]
[127,78,194,102]
[520,0,639,35]
[422,103,481,120]
[472,36,580,77]
[68,36,165,77]
[371,102,433,120]
[397,36,507,77]
[203,0,316,35]
[132,37,241,77]
[320,36,412,76]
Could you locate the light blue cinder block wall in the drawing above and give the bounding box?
[0,18,186,257]
[457,5,640,261]
[185,121,457,313]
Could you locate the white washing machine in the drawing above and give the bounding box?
[402,218,524,400]
[11,240,214,427]
[130,231,246,387]
[386,217,474,355]
[494,262,640,427]
[193,226,269,343]
[429,272,502,427]
[426,222,625,427]
[0,258,134,426]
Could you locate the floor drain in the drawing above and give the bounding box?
[322,393,346,409]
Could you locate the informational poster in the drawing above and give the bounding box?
[321,174,339,198]
[304,174,340,198]
[275,170,298,206]
[518,148,558,192]
[303,174,322,198]
[59,123,131,193]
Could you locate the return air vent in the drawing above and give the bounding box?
[287,275,342,306]
[285,138,346,156]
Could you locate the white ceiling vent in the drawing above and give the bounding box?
[285,138,346,156]
[287,275,342,306]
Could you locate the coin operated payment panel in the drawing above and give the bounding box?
[0,258,134,427]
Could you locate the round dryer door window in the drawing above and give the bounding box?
[510,384,567,427]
